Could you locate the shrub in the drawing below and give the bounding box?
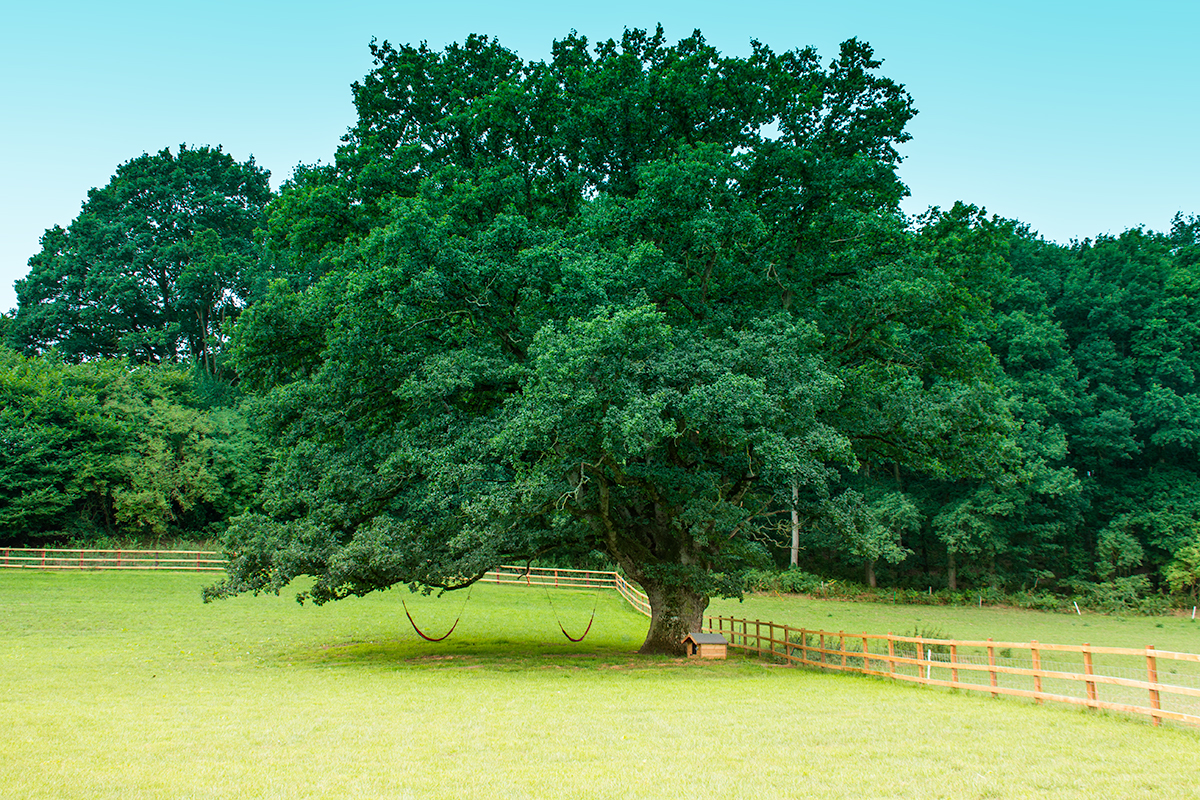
[742,568,830,595]
[1071,576,1170,615]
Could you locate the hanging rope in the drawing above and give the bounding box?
[545,586,598,642]
[402,586,472,642]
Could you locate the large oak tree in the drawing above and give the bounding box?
[207,28,1011,653]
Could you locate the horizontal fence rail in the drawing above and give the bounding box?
[483,565,618,591]
[0,548,227,572]
[614,572,652,617]
[705,615,1200,728]
[483,565,652,617]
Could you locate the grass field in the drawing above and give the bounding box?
[2,571,1199,799]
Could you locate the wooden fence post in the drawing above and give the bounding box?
[1146,645,1161,727]
[1083,643,1097,708]
[862,634,870,673]
[987,638,998,698]
[916,639,925,684]
[839,631,846,669]
[820,632,826,666]
[950,644,958,686]
[887,633,895,678]
[1031,641,1043,705]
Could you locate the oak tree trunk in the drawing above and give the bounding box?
[638,580,709,656]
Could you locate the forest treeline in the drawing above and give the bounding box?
[2,29,1199,623]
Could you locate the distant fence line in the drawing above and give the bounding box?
[0,548,226,572]
[704,615,1200,728]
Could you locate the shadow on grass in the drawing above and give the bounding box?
[276,635,764,675]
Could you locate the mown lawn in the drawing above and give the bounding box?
[2,571,1198,799]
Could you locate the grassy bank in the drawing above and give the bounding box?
[2,571,1198,798]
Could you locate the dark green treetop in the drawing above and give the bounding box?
[10,145,271,370]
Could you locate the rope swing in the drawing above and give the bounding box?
[402,586,473,642]
[545,586,598,642]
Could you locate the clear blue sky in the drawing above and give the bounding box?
[3,0,1197,312]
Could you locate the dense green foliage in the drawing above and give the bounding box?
[797,211,1200,607]
[4,28,1199,644]
[0,346,264,544]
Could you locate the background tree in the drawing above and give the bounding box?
[1044,222,1200,593]
[1164,533,1200,600]
[9,145,271,370]
[808,489,918,588]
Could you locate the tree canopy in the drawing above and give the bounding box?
[9,145,271,370]
[205,28,1012,654]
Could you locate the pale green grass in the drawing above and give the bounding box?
[2,571,1198,799]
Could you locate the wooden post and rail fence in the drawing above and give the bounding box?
[482,563,653,617]
[703,615,1200,728]
[4,548,1197,727]
[0,547,227,572]
[0,551,657,614]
